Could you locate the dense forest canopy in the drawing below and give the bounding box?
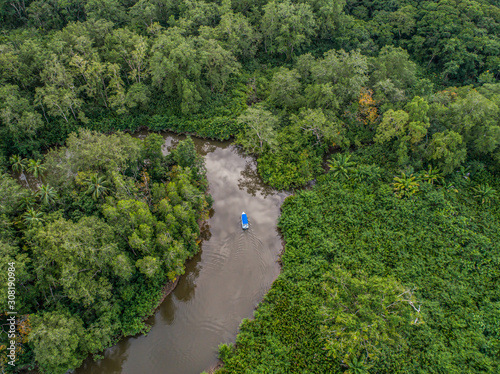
[0,0,499,373]
[1,0,500,187]
[0,133,211,373]
[218,171,500,373]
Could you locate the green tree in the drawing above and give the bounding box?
[69,53,110,108]
[472,184,497,205]
[129,0,169,31]
[236,106,279,155]
[199,11,260,60]
[106,28,150,83]
[370,46,417,101]
[43,130,142,186]
[0,85,44,155]
[35,55,85,122]
[150,28,203,113]
[31,216,120,306]
[22,208,44,226]
[37,184,57,206]
[0,173,28,216]
[374,109,410,144]
[102,199,156,249]
[143,132,165,166]
[321,267,422,366]
[172,136,200,170]
[447,89,500,155]
[106,62,128,114]
[135,255,160,277]
[392,172,420,198]
[178,0,220,31]
[261,0,317,59]
[291,108,343,146]
[198,38,240,93]
[426,130,467,175]
[375,97,430,165]
[311,49,368,105]
[125,82,151,110]
[26,159,46,179]
[84,174,110,201]
[297,0,345,38]
[9,155,27,173]
[29,311,87,374]
[327,153,356,180]
[269,68,302,109]
[304,83,340,112]
[86,0,128,25]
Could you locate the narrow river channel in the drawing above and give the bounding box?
[74,132,288,374]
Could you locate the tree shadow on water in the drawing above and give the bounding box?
[237,161,276,198]
[173,251,202,303]
[73,339,131,374]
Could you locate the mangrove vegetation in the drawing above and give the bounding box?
[1,0,500,372]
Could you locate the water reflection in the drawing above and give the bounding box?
[199,218,212,242]
[78,339,131,374]
[74,132,288,374]
[159,294,177,325]
[238,160,277,198]
[174,251,202,303]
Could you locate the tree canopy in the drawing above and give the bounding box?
[1,0,500,372]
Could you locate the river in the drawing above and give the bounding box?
[73,132,288,374]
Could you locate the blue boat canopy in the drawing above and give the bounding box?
[241,212,249,229]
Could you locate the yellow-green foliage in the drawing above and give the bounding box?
[218,173,500,373]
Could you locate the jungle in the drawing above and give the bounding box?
[0,0,499,373]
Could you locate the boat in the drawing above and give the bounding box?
[241,212,249,230]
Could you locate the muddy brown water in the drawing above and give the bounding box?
[73,132,288,374]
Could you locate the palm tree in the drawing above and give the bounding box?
[9,155,27,173]
[327,154,357,180]
[26,159,46,179]
[18,193,37,211]
[22,208,44,226]
[84,174,110,201]
[423,165,444,185]
[392,172,420,198]
[37,184,57,206]
[351,164,381,184]
[473,184,497,205]
[346,356,370,374]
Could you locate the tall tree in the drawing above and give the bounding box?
[425,130,467,175]
[26,159,46,179]
[0,85,44,155]
[236,106,279,155]
[291,108,344,146]
[150,28,203,113]
[269,68,302,109]
[37,184,57,206]
[199,11,261,60]
[29,311,88,374]
[106,28,150,84]
[261,0,317,59]
[198,38,240,93]
[374,97,431,165]
[311,49,369,105]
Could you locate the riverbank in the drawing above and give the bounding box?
[74,132,286,374]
